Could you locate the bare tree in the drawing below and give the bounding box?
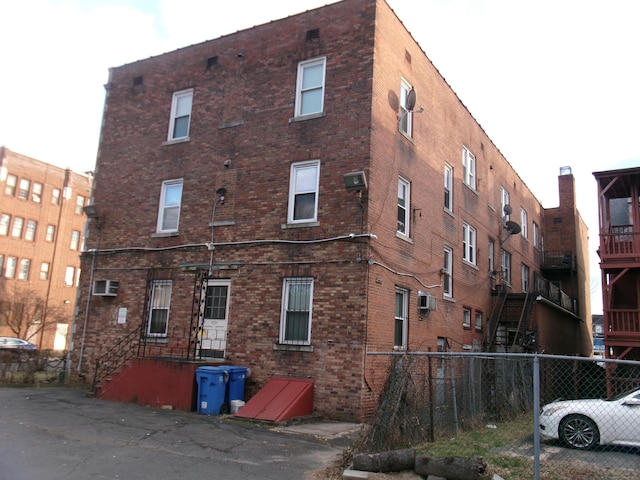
[0,284,66,342]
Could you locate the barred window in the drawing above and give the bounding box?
[148,281,172,337]
[280,278,313,345]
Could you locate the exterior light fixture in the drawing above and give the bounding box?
[83,204,99,219]
[343,171,368,192]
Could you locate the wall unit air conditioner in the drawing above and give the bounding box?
[418,292,437,311]
[93,279,119,297]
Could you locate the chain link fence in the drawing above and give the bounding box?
[356,352,640,479]
[0,350,68,384]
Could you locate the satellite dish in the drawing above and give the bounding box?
[505,221,521,235]
[503,204,513,216]
[406,88,417,112]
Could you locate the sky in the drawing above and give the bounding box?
[1,0,639,314]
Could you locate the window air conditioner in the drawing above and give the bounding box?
[93,279,119,297]
[418,292,437,311]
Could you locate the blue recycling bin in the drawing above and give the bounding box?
[226,366,248,403]
[196,366,228,415]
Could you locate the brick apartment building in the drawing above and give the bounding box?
[0,147,92,350]
[71,0,592,421]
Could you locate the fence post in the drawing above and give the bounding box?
[533,354,540,480]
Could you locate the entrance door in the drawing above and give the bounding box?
[198,279,230,358]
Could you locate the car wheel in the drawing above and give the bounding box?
[559,414,600,450]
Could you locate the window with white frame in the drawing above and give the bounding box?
[70,230,80,250]
[533,222,540,249]
[443,246,453,297]
[5,174,17,196]
[148,280,172,337]
[462,146,476,190]
[18,178,30,200]
[157,179,183,233]
[5,257,17,278]
[475,311,483,330]
[488,238,495,276]
[288,160,320,223]
[11,217,23,238]
[394,287,408,349]
[0,214,9,236]
[52,188,60,205]
[295,57,326,117]
[0,256,3,275]
[40,262,50,280]
[520,208,528,238]
[463,307,471,328]
[399,79,413,137]
[32,182,42,203]
[168,89,193,140]
[64,266,75,286]
[521,264,530,293]
[444,163,453,211]
[25,220,36,241]
[501,249,512,285]
[75,195,85,214]
[46,225,55,242]
[397,177,410,236]
[280,277,314,345]
[18,259,30,280]
[462,222,476,265]
[500,187,510,219]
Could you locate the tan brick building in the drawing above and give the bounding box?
[0,147,92,349]
[71,0,591,421]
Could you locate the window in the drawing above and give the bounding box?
[46,225,56,242]
[280,278,314,345]
[462,146,476,189]
[500,187,510,219]
[533,222,540,249]
[5,257,17,278]
[521,264,530,293]
[40,262,50,280]
[443,246,453,297]
[64,267,75,286]
[520,208,528,238]
[32,182,43,203]
[463,307,471,328]
[0,255,3,274]
[25,220,36,241]
[288,161,320,223]
[18,259,30,280]
[148,281,172,337]
[5,174,17,196]
[462,222,476,265]
[475,311,483,331]
[18,178,30,200]
[70,230,80,250]
[168,89,193,140]
[0,214,9,235]
[501,249,512,285]
[399,79,413,137]
[157,179,183,233]
[11,217,24,238]
[52,188,61,205]
[488,239,495,276]
[444,164,453,211]
[394,287,408,349]
[295,57,326,117]
[75,195,85,214]
[397,177,410,236]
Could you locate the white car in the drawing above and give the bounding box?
[539,389,640,450]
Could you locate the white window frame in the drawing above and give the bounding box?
[520,208,528,239]
[32,182,42,203]
[294,57,326,117]
[64,266,75,286]
[46,225,55,242]
[75,195,85,214]
[288,160,320,224]
[501,187,510,220]
[462,146,476,190]
[501,249,512,285]
[18,178,30,200]
[11,217,23,238]
[70,230,80,250]
[399,79,413,137]
[156,179,183,233]
[25,220,36,241]
[444,163,453,212]
[443,246,453,298]
[18,259,30,281]
[5,174,17,196]
[168,88,193,141]
[394,287,409,350]
[462,222,476,265]
[52,188,60,205]
[475,311,483,331]
[279,277,314,345]
[40,262,50,280]
[0,214,9,236]
[397,176,410,237]
[5,257,17,278]
[488,238,495,276]
[533,222,540,249]
[463,307,471,328]
[148,280,173,337]
[521,264,530,293]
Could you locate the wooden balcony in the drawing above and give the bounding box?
[605,309,640,341]
[599,226,640,262]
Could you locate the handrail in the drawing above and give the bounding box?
[91,328,140,393]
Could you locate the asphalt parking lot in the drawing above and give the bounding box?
[0,386,359,480]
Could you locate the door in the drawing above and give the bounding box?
[198,279,230,359]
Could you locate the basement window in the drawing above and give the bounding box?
[306,28,320,41]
